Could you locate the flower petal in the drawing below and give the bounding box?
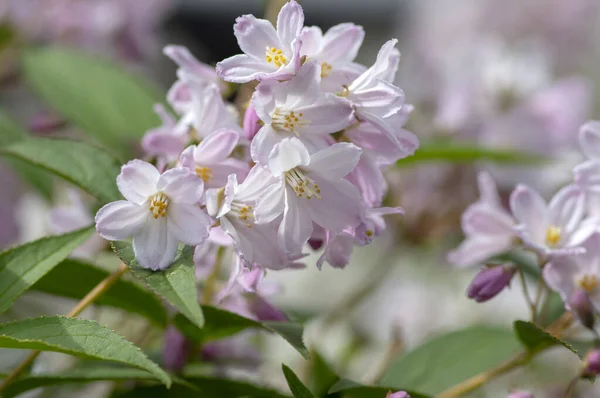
[461,203,515,238]
[95,200,148,241]
[308,142,361,180]
[206,159,249,189]
[254,181,285,224]
[295,94,354,135]
[251,125,283,166]
[157,168,204,204]
[574,160,600,193]
[234,14,281,60]
[195,129,240,164]
[117,160,160,205]
[133,218,179,270]
[216,54,277,84]
[299,26,322,56]
[268,137,310,176]
[447,236,513,268]
[168,203,211,246]
[579,120,600,160]
[276,0,304,50]
[543,260,577,301]
[321,23,364,64]
[548,184,585,234]
[306,178,363,233]
[278,190,313,255]
[509,184,549,241]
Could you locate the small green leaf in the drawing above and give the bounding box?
[112,242,204,329]
[329,379,432,398]
[0,110,53,200]
[0,137,122,203]
[397,142,546,167]
[0,316,171,387]
[174,306,309,359]
[379,326,521,395]
[22,47,164,158]
[32,259,167,326]
[282,364,316,398]
[513,320,579,357]
[306,351,338,397]
[0,226,94,314]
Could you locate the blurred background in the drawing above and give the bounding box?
[1,0,600,397]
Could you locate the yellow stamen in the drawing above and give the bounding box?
[149,192,169,219]
[579,274,598,293]
[265,46,288,68]
[272,109,310,135]
[285,168,321,200]
[545,225,561,247]
[321,62,333,78]
[195,166,213,183]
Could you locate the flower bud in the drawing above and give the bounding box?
[162,325,192,372]
[583,349,600,376]
[568,288,595,329]
[386,392,410,398]
[467,264,515,303]
[242,104,261,140]
[507,391,534,398]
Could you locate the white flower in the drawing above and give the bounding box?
[95,160,211,270]
[251,60,354,165]
[255,138,364,256]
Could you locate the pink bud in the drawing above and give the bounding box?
[386,392,410,398]
[242,104,261,140]
[583,349,600,376]
[507,391,534,398]
[162,325,192,372]
[568,288,595,329]
[467,264,515,302]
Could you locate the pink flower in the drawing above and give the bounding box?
[574,121,600,195]
[141,104,186,172]
[255,138,364,256]
[179,129,249,190]
[216,0,304,83]
[164,45,225,95]
[509,183,589,257]
[95,160,211,270]
[250,61,354,165]
[300,23,366,92]
[448,172,516,267]
[544,232,600,318]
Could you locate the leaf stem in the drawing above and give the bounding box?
[517,267,536,321]
[0,262,128,393]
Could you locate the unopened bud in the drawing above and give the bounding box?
[568,288,595,329]
[507,391,534,398]
[386,392,410,398]
[583,349,600,377]
[162,326,191,372]
[242,104,261,140]
[467,264,515,303]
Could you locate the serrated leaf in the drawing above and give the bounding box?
[112,242,204,329]
[174,306,309,359]
[22,47,163,159]
[282,364,316,398]
[0,316,170,387]
[0,137,121,203]
[307,351,338,397]
[396,142,546,167]
[33,259,166,326]
[513,320,579,357]
[328,379,431,398]
[379,326,521,395]
[0,226,94,314]
[0,110,53,200]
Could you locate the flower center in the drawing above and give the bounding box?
[321,62,333,78]
[265,46,288,68]
[149,192,169,219]
[272,109,309,135]
[230,201,253,228]
[545,225,561,247]
[285,169,321,200]
[579,274,598,293]
[195,166,212,183]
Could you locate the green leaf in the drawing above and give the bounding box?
[32,259,167,327]
[112,242,204,329]
[379,326,522,395]
[397,142,546,167]
[306,351,338,397]
[1,366,163,398]
[513,320,579,357]
[0,110,53,200]
[282,364,316,398]
[0,316,170,387]
[0,226,94,314]
[0,137,122,203]
[328,379,431,398]
[22,47,163,158]
[174,306,309,359]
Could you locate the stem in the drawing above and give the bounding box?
[365,327,404,384]
[201,247,225,305]
[517,268,536,321]
[0,263,128,393]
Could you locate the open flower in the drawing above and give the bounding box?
[251,60,354,165]
[95,160,211,270]
[509,183,588,257]
[216,0,304,83]
[141,104,186,172]
[179,129,249,190]
[300,23,366,92]
[255,138,364,256]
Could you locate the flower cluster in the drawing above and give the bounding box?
[450,120,600,324]
[95,1,416,276]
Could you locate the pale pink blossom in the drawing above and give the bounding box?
[164,45,225,96]
[216,0,304,83]
[255,138,363,256]
[300,23,366,92]
[575,121,600,196]
[448,172,516,267]
[95,160,211,270]
[250,61,354,165]
[179,129,249,190]
[509,184,590,257]
[141,104,186,172]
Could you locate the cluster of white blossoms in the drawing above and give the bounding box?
[450,120,600,319]
[95,0,418,272]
